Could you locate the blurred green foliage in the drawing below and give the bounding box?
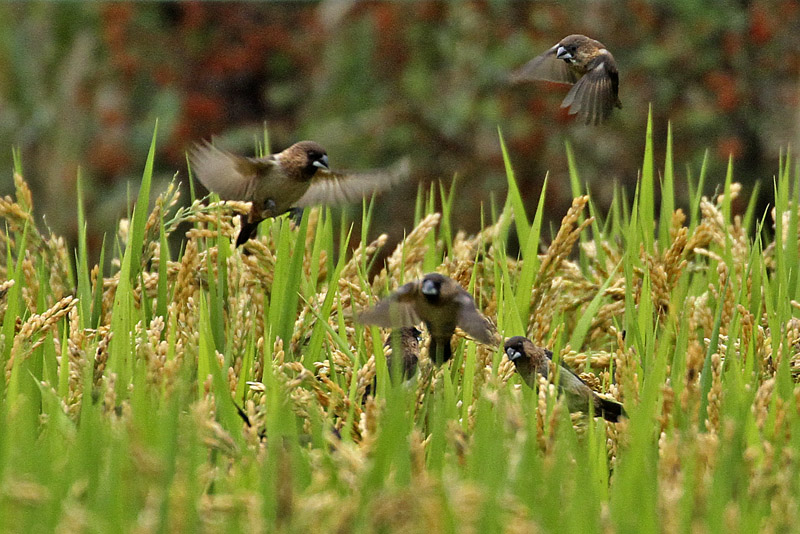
[1,1,798,255]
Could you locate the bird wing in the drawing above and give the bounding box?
[550,350,593,393]
[358,281,421,328]
[294,157,410,208]
[560,55,617,125]
[189,142,276,200]
[537,348,552,380]
[510,45,579,85]
[453,291,495,344]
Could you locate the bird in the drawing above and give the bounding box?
[189,140,409,246]
[510,34,621,125]
[363,327,422,399]
[504,336,626,422]
[358,273,495,364]
[384,326,422,382]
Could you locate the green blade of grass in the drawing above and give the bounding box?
[197,292,243,446]
[128,121,158,280]
[75,168,92,329]
[514,174,547,321]
[658,121,675,250]
[498,127,530,245]
[567,259,621,351]
[91,235,106,329]
[640,105,655,252]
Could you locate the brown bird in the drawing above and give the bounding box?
[364,326,422,399]
[359,273,495,364]
[384,326,422,381]
[511,34,621,125]
[504,336,625,422]
[189,141,409,246]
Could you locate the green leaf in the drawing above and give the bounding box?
[639,105,655,252]
[128,121,158,280]
[498,127,530,245]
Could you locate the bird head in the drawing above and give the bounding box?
[290,141,329,177]
[556,43,576,62]
[556,34,592,64]
[504,336,529,363]
[420,273,445,302]
[504,336,541,385]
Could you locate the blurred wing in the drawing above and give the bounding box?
[190,142,275,200]
[510,45,579,84]
[295,157,410,208]
[560,59,616,125]
[454,291,494,344]
[358,281,421,328]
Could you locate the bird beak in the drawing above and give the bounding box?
[421,279,437,296]
[556,46,572,60]
[505,347,523,362]
[313,155,330,170]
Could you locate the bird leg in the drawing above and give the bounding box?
[248,198,277,223]
[258,198,278,219]
[287,207,304,226]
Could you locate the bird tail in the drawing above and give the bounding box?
[428,337,453,365]
[595,396,626,423]
[236,216,261,247]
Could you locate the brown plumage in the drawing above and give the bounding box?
[364,327,422,399]
[384,326,422,381]
[189,141,409,246]
[504,336,626,422]
[359,273,495,364]
[511,34,621,125]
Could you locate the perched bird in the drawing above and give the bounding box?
[504,336,625,422]
[359,273,495,364]
[384,326,422,382]
[511,34,621,125]
[363,327,422,399]
[189,141,409,246]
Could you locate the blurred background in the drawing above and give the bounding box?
[1,1,799,259]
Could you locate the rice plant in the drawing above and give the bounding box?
[1,115,799,533]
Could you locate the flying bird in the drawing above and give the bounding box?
[190,140,409,246]
[359,273,495,364]
[504,336,625,422]
[511,34,621,125]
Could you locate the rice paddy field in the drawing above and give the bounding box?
[2,117,800,533]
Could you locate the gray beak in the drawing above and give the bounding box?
[313,154,330,170]
[556,45,572,60]
[421,279,437,296]
[506,347,522,362]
